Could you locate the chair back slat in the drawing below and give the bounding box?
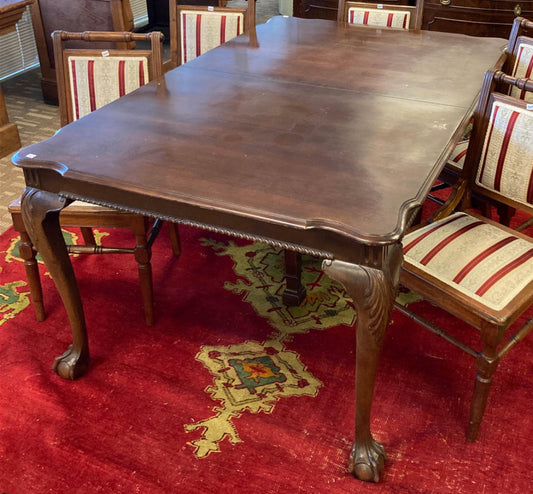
[52,30,164,127]
[338,0,423,29]
[180,10,244,64]
[170,0,255,69]
[68,55,150,121]
[347,6,411,29]
[510,37,533,101]
[475,96,533,209]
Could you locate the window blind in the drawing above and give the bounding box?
[131,0,149,28]
[0,6,39,82]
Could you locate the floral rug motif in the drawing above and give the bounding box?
[200,238,357,332]
[185,238,424,457]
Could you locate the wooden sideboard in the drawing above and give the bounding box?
[0,0,33,158]
[293,0,411,22]
[421,0,533,37]
[29,0,134,104]
[293,0,532,37]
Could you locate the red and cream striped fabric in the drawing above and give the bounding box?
[403,212,533,310]
[475,100,533,206]
[446,138,469,172]
[180,10,244,64]
[65,56,150,210]
[68,56,149,121]
[510,39,533,102]
[347,7,410,29]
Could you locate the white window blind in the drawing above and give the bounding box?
[131,0,149,28]
[0,6,39,82]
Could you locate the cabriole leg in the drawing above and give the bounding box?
[323,244,402,482]
[21,187,89,380]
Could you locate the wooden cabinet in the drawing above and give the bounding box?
[293,0,338,20]
[30,0,133,104]
[294,0,533,38]
[293,0,411,22]
[421,0,533,37]
[0,0,33,157]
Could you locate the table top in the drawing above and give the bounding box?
[13,16,506,260]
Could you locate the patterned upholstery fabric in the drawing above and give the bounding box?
[510,40,533,102]
[68,56,149,121]
[446,138,469,171]
[403,212,533,311]
[347,7,410,29]
[475,100,533,207]
[180,10,244,64]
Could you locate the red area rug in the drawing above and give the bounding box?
[0,219,532,493]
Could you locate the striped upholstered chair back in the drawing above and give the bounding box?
[473,91,533,207]
[338,0,423,29]
[398,70,533,442]
[52,31,164,127]
[169,0,256,68]
[509,36,533,102]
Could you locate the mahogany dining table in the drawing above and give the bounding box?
[13,16,506,482]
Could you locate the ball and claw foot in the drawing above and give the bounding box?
[348,438,386,482]
[52,345,89,380]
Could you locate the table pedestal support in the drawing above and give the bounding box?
[322,244,402,482]
[21,187,89,379]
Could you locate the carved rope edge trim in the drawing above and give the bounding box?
[58,191,334,259]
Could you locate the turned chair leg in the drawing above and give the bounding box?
[168,222,181,257]
[18,230,46,321]
[468,340,500,441]
[9,208,46,322]
[133,223,154,326]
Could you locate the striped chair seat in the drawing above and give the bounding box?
[403,212,533,311]
[347,7,410,29]
[510,39,533,102]
[180,10,244,64]
[68,56,149,121]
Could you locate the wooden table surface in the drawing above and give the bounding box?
[13,16,506,482]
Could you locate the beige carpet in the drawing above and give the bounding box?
[0,69,60,233]
[0,1,281,234]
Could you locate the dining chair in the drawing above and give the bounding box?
[9,30,181,326]
[337,0,423,29]
[169,0,256,68]
[395,69,533,441]
[432,17,533,211]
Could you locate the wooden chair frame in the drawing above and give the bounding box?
[29,0,135,104]
[169,0,256,69]
[396,69,533,441]
[9,30,180,327]
[337,0,424,30]
[433,16,533,206]
[53,30,163,127]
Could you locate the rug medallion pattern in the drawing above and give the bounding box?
[2,230,421,458]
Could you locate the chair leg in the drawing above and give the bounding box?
[10,210,46,322]
[133,227,154,326]
[20,231,46,322]
[468,342,500,441]
[80,227,96,245]
[167,222,181,257]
